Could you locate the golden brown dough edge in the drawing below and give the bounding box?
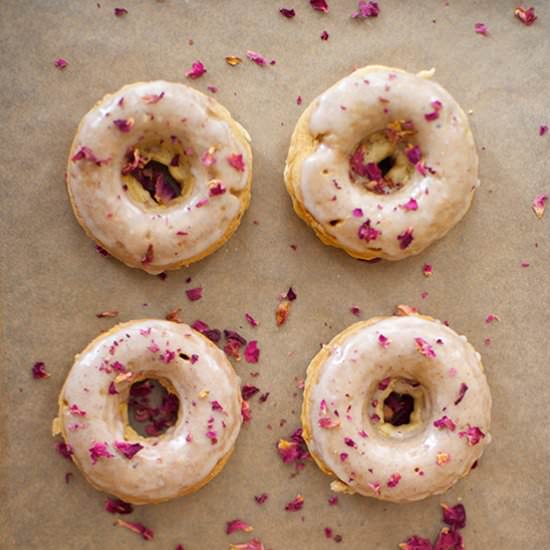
[300,312,485,501]
[283,65,475,262]
[53,319,242,505]
[66,82,253,274]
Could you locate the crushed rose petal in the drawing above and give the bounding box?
[54,57,68,70]
[515,6,537,26]
[532,193,548,219]
[226,519,253,534]
[115,519,154,540]
[114,7,128,16]
[69,404,86,417]
[32,361,50,379]
[424,100,443,122]
[433,416,456,431]
[245,312,258,327]
[246,50,268,66]
[358,219,381,241]
[400,198,418,211]
[105,498,133,514]
[415,337,436,358]
[320,30,329,40]
[113,118,134,133]
[56,441,73,460]
[350,305,361,316]
[229,540,265,550]
[280,7,296,18]
[89,441,114,464]
[454,383,469,405]
[241,384,260,400]
[406,145,422,164]
[142,92,165,104]
[285,494,304,511]
[458,425,485,446]
[485,313,500,323]
[310,0,328,13]
[539,125,548,136]
[115,441,144,459]
[433,527,463,550]
[352,1,380,19]
[185,60,207,79]
[387,473,401,487]
[255,493,268,504]
[378,334,390,348]
[423,264,433,277]
[399,535,434,550]
[209,180,226,196]
[475,22,488,35]
[186,287,203,301]
[227,153,245,172]
[397,227,414,249]
[441,502,466,529]
[244,341,260,364]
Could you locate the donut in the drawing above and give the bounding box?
[52,319,243,504]
[67,81,252,274]
[301,314,491,502]
[285,65,479,261]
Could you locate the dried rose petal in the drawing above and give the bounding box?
[142,92,165,104]
[69,404,86,417]
[433,527,464,550]
[324,527,333,539]
[352,208,364,218]
[284,287,297,301]
[255,493,268,504]
[485,313,500,323]
[352,1,380,18]
[226,519,253,534]
[433,416,456,431]
[227,153,245,172]
[114,441,144,459]
[532,193,548,219]
[387,473,401,487]
[415,337,436,358]
[400,198,418,211]
[399,535,434,550]
[89,441,114,464]
[113,118,134,133]
[71,146,109,166]
[241,384,260,400]
[245,312,258,327]
[397,227,414,249]
[406,145,422,164]
[185,60,207,79]
[424,100,443,122]
[344,437,356,448]
[515,6,537,26]
[279,7,296,18]
[358,219,381,242]
[241,400,252,423]
[115,519,154,540]
[475,22,488,35]
[540,125,548,136]
[105,498,133,514]
[276,429,310,465]
[186,287,203,301]
[320,30,329,40]
[108,381,119,395]
[310,0,328,12]
[209,180,226,197]
[246,50,268,66]
[423,264,433,277]
[350,305,361,316]
[244,341,260,364]
[114,7,128,16]
[56,441,73,460]
[275,301,291,326]
[32,361,50,379]
[285,494,304,511]
[458,425,485,446]
[229,540,265,550]
[95,244,110,256]
[54,57,68,70]
[166,307,183,323]
[454,383,468,405]
[441,502,466,529]
[378,334,390,348]
[225,55,243,66]
[319,416,340,429]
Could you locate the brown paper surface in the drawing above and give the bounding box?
[2,1,549,548]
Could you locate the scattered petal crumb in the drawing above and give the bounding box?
[244,341,260,364]
[320,30,329,40]
[520,260,530,267]
[186,287,203,302]
[532,193,548,219]
[474,22,488,35]
[351,0,380,18]
[54,58,68,70]
[350,305,361,317]
[285,494,304,511]
[254,493,268,504]
[105,498,133,514]
[229,540,265,550]
[276,301,291,326]
[32,361,50,379]
[310,0,328,13]
[245,313,258,327]
[296,95,302,105]
[280,7,296,18]
[114,519,154,540]
[514,6,537,26]
[422,264,433,277]
[114,7,128,16]
[247,50,268,66]
[484,337,492,346]
[485,313,500,324]
[226,519,253,535]
[185,60,207,79]
[540,125,549,136]
[96,310,119,318]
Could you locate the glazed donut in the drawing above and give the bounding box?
[67,81,252,274]
[52,320,243,504]
[285,65,479,261]
[301,314,491,502]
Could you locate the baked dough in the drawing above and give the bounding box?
[285,66,479,261]
[302,314,491,502]
[52,319,243,504]
[67,81,252,274]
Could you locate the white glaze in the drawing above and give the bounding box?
[304,316,491,502]
[67,81,251,273]
[56,320,242,504]
[298,67,479,259]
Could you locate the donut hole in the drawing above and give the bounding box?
[128,378,180,437]
[383,391,415,426]
[377,155,396,177]
[131,160,182,205]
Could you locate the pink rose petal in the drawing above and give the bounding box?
[186,287,203,301]
[352,1,380,18]
[246,50,268,66]
[244,340,260,364]
[185,60,207,79]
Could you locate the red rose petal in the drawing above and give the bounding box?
[186,287,203,301]
[514,6,537,26]
[56,441,73,460]
[54,57,68,70]
[441,502,466,529]
[454,383,469,405]
[114,7,128,16]
[474,22,488,35]
[226,519,253,535]
[399,535,434,550]
[32,361,50,379]
[105,498,133,514]
[227,153,245,172]
[415,337,436,358]
[185,60,207,79]
[279,8,296,18]
[320,30,329,40]
[284,494,304,511]
[433,416,456,431]
[310,0,328,13]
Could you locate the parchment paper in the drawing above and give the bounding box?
[1,1,549,548]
